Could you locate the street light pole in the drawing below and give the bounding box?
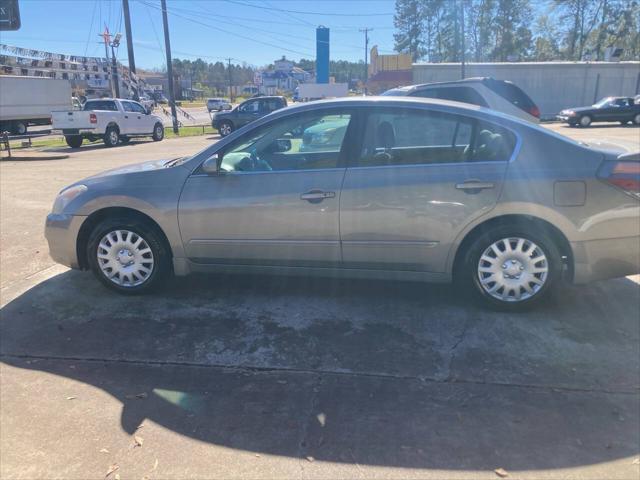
[160,0,179,134]
[359,28,372,95]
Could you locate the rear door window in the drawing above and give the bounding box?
[357,108,516,167]
[84,100,117,111]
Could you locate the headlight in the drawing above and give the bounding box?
[566,110,576,116]
[51,185,87,214]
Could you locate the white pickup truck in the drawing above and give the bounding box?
[52,98,165,148]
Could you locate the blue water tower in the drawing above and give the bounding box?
[316,26,329,84]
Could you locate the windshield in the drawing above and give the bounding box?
[593,97,614,108]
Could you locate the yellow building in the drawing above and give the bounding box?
[367,46,413,94]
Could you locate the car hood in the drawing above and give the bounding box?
[83,157,186,181]
[562,106,596,113]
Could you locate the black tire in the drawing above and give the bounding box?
[218,120,233,137]
[152,123,164,141]
[86,217,172,295]
[578,115,592,127]
[65,135,83,148]
[120,136,131,144]
[104,126,120,147]
[633,113,640,125]
[457,225,562,311]
[11,121,27,135]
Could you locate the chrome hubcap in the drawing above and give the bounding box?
[220,124,231,135]
[109,131,118,143]
[477,237,549,302]
[97,229,154,287]
[156,126,163,137]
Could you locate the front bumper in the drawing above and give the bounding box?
[44,214,87,269]
[572,236,640,284]
[556,115,577,123]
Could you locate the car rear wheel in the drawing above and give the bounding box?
[104,126,120,147]
[633,113,640,125]
[152,123,164,141]
[579,115,592,127]
[218,121,233,137]
[460,227,562,310]
[65,135,83,148]
[87,218,171,294]
[11,121,27,135]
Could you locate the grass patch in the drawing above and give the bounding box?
[179,101,207,108]
[9,137,65,149]
[165,125,218,138]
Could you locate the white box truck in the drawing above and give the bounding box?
[0,76,72,134]
[295,83,349,101]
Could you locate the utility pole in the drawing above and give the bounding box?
[226,57,233,102]
[359,28,372,95]
[160,0,178,134]
[122,0,138,100]
[100,29,114,97]
[460,0,466,79]
[110,42,121,98]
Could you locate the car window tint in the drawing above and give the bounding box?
[261,99,282,112]
[240,100,259,113]
[411,86,489,107]
[130,102,146,114]
[83,100,117,111]
[219,111,352,173]
[358,108,514,167]
[483,79,536,112]
[122,101,134,112]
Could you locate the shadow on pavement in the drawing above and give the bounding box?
[1,270,639,470]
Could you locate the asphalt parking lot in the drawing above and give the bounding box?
[1,125,639,479]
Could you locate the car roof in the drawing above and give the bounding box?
[391,77,493,92]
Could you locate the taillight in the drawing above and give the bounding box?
[89,113,97,124]
[599,161,640,198]
[528,105,540,119]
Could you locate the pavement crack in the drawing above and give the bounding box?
[1,353,638,396]
[297,374,323,476]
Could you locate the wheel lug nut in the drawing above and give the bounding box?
[519,266,524,270]
[502,264,506,269]
[511,259,517,264]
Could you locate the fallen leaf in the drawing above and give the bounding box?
[99,448,110,454]
[632,457,640,465]
[114,474,120,480]
[136,422,144,430]
[105,464,119,478]
[306,456,314,462]
[134,435,144,447]
[66,396,76,400]
[153,458,159,470]
[254,454,261,458]
[494,467,509,478]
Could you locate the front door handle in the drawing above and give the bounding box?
[300,190,335,203]
[455,180,495,193]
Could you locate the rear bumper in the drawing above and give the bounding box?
[44,214,87,269]
[572,236,640,284]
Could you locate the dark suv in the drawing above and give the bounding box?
[382,77,540,123]
[212,96,287,137]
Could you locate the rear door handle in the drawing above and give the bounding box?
[300,190,335,203]
[124,115,129,119]
[455,181,495,192]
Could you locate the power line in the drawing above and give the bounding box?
[84,0,98,56]
[223,0,393,17]
[139,0,315,57]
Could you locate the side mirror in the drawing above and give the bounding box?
[201,154,220,174]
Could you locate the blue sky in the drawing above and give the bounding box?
[0,0,398,69]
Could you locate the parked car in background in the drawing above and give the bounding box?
[382,77,541,123]
[52,98,165,148]
[212,95,287,137]
[45,97,640,310]
[137,95,155,113]
[557,97,640,127]
[0,76,72,134]
[206,98,232,112]
[151,92,169,104]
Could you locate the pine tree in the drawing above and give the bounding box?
[394,0,425,61]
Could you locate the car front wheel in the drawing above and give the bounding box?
[87,218,171,294]
[104,126,120,147]
[633,113,640,125]
[152,123,164,141]
[460,227,561,310]
[579,115,592,127]
[218,121,233,137]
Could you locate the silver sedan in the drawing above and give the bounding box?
[45,97,640,310]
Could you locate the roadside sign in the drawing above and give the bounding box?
[0,0,21,31]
